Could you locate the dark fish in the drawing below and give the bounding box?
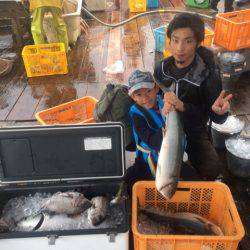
[0,218,9,233]
[87,196,108,226]
[138,208,223,236]
[42,191,92,215]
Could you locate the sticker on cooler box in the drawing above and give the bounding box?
[84,137,112,151]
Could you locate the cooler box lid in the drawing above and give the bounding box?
[0,123,126,184]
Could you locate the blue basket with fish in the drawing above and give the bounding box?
[132,181,245,250]
[154,26,166,53]
[0,124,129,250]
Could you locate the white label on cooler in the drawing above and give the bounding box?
[84,137,112,151]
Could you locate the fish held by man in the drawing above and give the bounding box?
[138,208,223,236]
[155,107,184,199]
[42,191,92,215]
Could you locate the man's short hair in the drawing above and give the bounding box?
[167,13,205,44]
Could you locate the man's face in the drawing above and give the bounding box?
[131,86,158,109]
[170,27,198,68]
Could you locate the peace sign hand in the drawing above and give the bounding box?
[212,90,233,115]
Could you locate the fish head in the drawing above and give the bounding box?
[158,179,178,199]
[76,197,92,212]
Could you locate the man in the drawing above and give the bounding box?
[22,0,69,52]
[211,0,234,12]
[154,13,232,180]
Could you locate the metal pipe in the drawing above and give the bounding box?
[81,6,215,28]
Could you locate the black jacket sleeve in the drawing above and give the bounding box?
[197,46,228,124]
[202,64,228,124]
[132,113,163,151]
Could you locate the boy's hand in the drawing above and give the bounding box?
[162,92,185,115]
[212,90,233,115]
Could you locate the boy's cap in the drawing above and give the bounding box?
[128,70,155,95]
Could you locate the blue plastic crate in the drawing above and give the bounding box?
[147,0,158,8]
[154,26,165,53]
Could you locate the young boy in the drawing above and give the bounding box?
[128,70,166,180]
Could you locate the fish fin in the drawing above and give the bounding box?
[62,192,74,198]
[33,213,45,231]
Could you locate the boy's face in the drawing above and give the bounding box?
[131,85,159,109]
[170,27,198,69]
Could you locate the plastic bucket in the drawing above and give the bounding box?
[211,127,234,150]
[221,73,241,92]
[211,116,245,150]
[225,137,250,178]
[226,148,250,178]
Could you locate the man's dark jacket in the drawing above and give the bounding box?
[154,46,228,136]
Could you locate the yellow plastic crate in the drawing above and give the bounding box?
[22,43,68,77]
[129,0,146,12]
[132,181,245,250]
[35,96,97,125]
[164,27,214,58]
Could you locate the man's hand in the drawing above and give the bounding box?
[162,92,185,115]
[212,90,233,115]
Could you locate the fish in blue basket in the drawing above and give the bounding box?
[87,196,108,226]
[138,208,223,236]
[42,191,92,215]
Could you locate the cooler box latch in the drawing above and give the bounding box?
[47,235,58,245]
[107,232,117,243]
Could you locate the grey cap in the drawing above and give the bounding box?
[128,70,155,95]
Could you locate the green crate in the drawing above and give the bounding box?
[185,0,210,9]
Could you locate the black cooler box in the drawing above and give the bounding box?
[0,123,129,250]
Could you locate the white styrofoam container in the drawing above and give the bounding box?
[0,232,129,250]
[43,0,82,45]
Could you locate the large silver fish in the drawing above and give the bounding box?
[155,107,184,199]
[139,208,223,236]
[42,191,92,215]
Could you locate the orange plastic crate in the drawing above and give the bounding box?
[164,27,214,58]
[22,43,68,77]
[129,0,146,12]
[35,96,97,125]
[214,9,250,51]
[132,181,245,250]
